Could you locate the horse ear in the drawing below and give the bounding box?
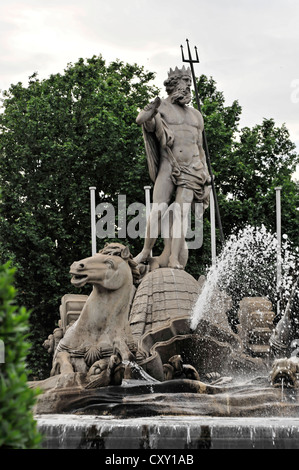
[121,246,130,260]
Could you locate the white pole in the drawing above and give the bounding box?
[275,186,282,316]
[89,186,97,256]
[0,339,4,364]
[144,186,151,222]
[210,191,216,266]
[144,186,152,257]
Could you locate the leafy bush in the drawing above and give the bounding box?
[0,262,42,449]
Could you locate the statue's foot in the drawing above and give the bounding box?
[133,249,151,265]
[168,256,184,270]
[148,257,160,271]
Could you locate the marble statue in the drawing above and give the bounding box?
[50,243,139,379]
[134,66,211,270]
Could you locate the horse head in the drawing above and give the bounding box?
[69,243,139,291]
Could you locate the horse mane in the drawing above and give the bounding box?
[98,243,140,286]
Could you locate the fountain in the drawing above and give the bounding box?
[29,65,299,450]
[33,230,299,449]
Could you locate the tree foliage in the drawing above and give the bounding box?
[0,262,41,448]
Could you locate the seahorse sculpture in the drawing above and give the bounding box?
[51,243,140,381]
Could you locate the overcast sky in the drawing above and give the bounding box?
[1,0,298,179]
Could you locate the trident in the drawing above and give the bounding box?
[181,39,224,245]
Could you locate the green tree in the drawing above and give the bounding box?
[0,262,41,449]
[0,56,158,377]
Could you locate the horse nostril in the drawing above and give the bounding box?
[79,263,85,269]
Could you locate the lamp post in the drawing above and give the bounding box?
[275,186,282,316]
[144,186,152,257]
[89,186,97,256]
[210,191,216,266]
[144,186,152,223]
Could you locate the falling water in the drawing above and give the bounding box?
[190,225,298,331]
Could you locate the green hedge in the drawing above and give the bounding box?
[0,262,42,449]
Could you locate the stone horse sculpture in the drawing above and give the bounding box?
[51,243,140,378]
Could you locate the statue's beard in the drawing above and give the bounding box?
[170,85,191,105]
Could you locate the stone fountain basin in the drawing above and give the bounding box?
[31,373,299,416]
[32,372,299,449]
[36,414,299,449]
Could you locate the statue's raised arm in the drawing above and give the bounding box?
[136,96,161,128]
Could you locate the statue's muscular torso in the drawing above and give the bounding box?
[158,99,205,169]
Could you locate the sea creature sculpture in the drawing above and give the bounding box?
[163,355,200,381]
[51,243,139,377]
[270,356,299,388]
[85,354,125,389]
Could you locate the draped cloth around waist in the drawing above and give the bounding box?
[171,159,211,209]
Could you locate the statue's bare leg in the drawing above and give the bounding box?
[134,159,174,264]
[156,210,173,267]
[158,210,187,269]
[168,187,194,269]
